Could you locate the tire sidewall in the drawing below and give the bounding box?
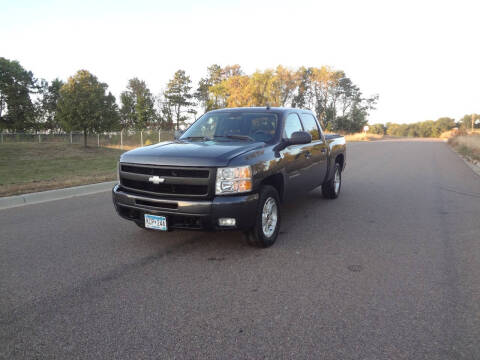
[252,186,281,247]
[334,164,341,196]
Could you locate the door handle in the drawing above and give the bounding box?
[304,151,312,159]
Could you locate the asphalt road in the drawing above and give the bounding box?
[1,140,480,359]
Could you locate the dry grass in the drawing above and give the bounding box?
[105,144,138,151]
[448,134,480,163]
[343,133,384,142]
[0,143,124,196]
[439,129,459,139]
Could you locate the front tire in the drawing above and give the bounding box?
[322,163,342,199]
[246,185,281,248]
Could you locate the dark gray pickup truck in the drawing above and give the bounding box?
[113,107,346,247]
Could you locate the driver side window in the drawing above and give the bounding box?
[284,113,303,138]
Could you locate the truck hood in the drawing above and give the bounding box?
[120,140,265,167]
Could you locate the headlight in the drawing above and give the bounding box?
[215,166,252,195]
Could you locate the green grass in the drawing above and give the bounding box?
[0,143,124,196]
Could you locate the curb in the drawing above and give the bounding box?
[0,181,117,211]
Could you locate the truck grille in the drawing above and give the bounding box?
[121,165,209,178]
[119,163,213,199]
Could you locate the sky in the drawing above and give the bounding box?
[1,0,479,124]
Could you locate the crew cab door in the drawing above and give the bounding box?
[281,113,312,197]
[299,113,328,189]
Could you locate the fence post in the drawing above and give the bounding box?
[70,132,73,144]
[140,131,143,147]
[97,133,100,147]
[120,130,123,150]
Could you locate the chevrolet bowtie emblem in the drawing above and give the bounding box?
[148,176,165,184]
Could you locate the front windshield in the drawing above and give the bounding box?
[181,112,279,143]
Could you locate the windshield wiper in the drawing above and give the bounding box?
[214,135,255,141]
[183,136,212,141]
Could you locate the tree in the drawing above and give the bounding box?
[435,117,456,133]
[195,64,245,112]
[309,67,344,128]
[291,67,312,109]
[386,123,408,137]
[368,124,386,135]
[247,69,277,106]
[222,64,243,78]
[156,94,174,131]
[194,64,377,133]
[57,70,119,147]
[0,57,37,131]
[459,114,480,130]
[273,65,297,107]
[36,78,64,131]
[195,64,224,112]
[120,78,156,130]
[163,70,195,130]
[333,92,378,133]
[223,75,251,107]
[384,117,456,138]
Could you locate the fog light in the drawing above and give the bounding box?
[218,218,236,227]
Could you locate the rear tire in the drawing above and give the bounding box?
[322,163,342,199]
[245,185,281,248]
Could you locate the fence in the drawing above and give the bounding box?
[0,130,176,149]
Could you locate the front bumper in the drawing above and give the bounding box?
[112,184,258,231]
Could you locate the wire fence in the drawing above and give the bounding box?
[0,130,176,149]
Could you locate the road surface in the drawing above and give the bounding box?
[1,140,480,359]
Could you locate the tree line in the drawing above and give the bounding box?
[367,114,478,138]
[4,56,475,144]
[1,57,379,144]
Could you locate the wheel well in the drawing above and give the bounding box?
[335,154,344,170]
[261,174,284,202]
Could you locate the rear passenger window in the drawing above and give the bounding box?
[300,114,321,141]
[284,113,303,138]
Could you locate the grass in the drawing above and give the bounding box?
[448,134,480,163]
[343,133,384,142]
[0,143,124,196]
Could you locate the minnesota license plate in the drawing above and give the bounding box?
[144,214,167,231]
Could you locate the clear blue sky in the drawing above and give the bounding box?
[2,0,479,124]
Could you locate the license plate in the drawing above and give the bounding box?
[144,214,167,231]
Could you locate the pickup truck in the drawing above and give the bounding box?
[112,107,346,247]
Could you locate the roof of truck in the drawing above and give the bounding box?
[206,107,314,114]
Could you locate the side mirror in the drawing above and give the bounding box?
[287,131,312,145]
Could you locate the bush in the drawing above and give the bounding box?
[367,124,385,135]
[385,117,456,138]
